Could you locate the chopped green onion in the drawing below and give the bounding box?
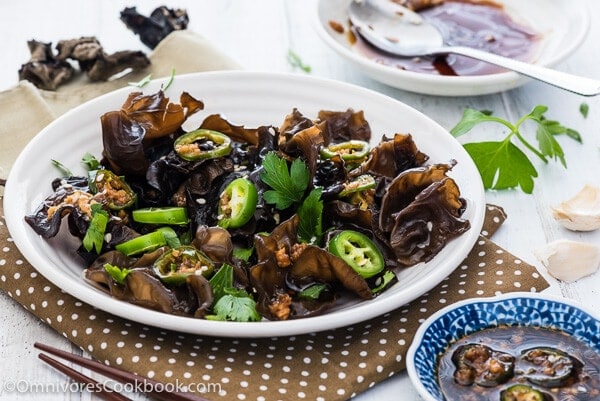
[83,204,109,254]
[104,263,131,285]
[163,68,176,90]
[128,73,152,88]
[51,159,73,177]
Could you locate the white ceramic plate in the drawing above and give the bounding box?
[4,71,485,337]
[314,0,590,96]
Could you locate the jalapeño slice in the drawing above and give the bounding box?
[500,384,546,401]
[174,129,232,161]
[153,245,214,285]
[328,230,384,278]
[115,230,167,256]
[320,140,370,161]
[89,169,136,210]
[520,347,578,388]
[132,207,189,225]
[339,174,376,197]
[452,343,515,387]
[217,177,258,229]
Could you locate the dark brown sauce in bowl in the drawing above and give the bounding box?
[349,1,542,76]
[437,326,600,400]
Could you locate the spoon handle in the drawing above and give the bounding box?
[443,46,600,97]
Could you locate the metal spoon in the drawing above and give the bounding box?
[348,0,600,96]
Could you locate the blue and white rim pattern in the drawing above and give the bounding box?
[408,294,600,400]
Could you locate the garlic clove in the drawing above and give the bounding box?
[533,239,600,282]
[551,184,600,231]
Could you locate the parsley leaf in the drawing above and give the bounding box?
[212,294,261,322]
[208,263,235,302]
[297,188,323,244]
[83,204,109,253]
[207,263,261,322]
[463,141,537,193]
[260,152,309,209]
[232,246,254,262]
[81,152,100,171]
[451,106,580,193]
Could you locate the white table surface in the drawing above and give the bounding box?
[1,1,599,400]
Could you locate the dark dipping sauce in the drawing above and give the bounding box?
[348,1,541,76]
[437,325,600,400]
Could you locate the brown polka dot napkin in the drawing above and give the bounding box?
[0,200,549,400]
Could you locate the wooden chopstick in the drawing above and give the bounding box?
[34,342,210,401]
[38,353,132,401]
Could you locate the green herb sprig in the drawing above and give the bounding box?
[287,50,312,73]
[207,264,260,322]
[260,152,310,209]
[451,106,581,194]
[297,187,323,244]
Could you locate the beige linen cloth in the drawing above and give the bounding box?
[0,31,549,401]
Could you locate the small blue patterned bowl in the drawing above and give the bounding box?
[406,292,600,401]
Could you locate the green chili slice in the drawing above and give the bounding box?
[218,177,258,229]
[115,230,167,256]
[521,347,577,388]
[132,207,189,225]
[174,129,232,161]
[500,384,546,401]
[320,140,370,161]
[339,174,376,197]
[88,169,136,210]
[153,245,214,285]
[328,230,384,278]
[452,344,515,387]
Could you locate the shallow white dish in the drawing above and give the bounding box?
[314,0,590,96]
[4,71,485,337]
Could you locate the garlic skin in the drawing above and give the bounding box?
[551,185,600,231]
[534,239,600,282]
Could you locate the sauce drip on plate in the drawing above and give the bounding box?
[348,0,541,76]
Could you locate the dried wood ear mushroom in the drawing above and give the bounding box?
[19,36,150,90]
[18,40,75,91]
[120,6,189,49]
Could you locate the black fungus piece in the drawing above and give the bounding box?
[19,37,150,90]
[317,108,372,144]
[56,36,150,82]
[388,178,471,266]
[120,6,189,49]
[18,40,75,90]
